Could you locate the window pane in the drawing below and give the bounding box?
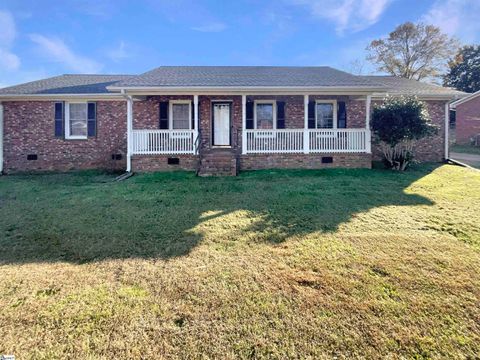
[256,103,273,129]
[69,103,87,137]
[316,103,334,128]
[172,103,190,129]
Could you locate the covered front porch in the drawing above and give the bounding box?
[125,93,373,174]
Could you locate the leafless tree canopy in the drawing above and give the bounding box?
[367,22,458,81]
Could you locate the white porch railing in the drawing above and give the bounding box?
[246,129,304,153]
[309,129,368,153]
[131,129,369,155]
[245,129,368,154]
[132,129,195,154]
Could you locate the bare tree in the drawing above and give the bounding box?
[347,59,366,75]
[367,22,458,81]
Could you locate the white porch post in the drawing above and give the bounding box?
[445,102,449,160]
[126,95,133,172]
[194,95,199,154]
[304,95,309,154]
[242,95,247,155]
[366,95,372,154]
[0,103,3,174]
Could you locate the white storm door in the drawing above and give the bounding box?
[213,103,231,146]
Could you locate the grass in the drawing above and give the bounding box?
[451,143,480,155]
[0,164,479,359]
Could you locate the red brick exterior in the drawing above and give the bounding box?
[240,153,372,170]
[1,96,447,174]
[131,154,198,172]
[199,95,243,151]
[455,95,480,145]
[309,95,366,128]
[133,95,193,129]
[372,100,447,163]
[2,100,126,173]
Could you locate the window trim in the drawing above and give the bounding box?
[169,100,192,130]
[65,101,88,140]
[254,100,277,130]
[315,100,338,129]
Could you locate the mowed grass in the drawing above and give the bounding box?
[451,143,480,155]
[0,164,479,359]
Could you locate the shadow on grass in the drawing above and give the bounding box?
[0,165,438,264]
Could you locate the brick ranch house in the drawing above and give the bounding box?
[0,66,465,175]
[450,90,480,145]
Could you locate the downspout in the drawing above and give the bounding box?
[0,102,3,174]
[121,90,133,172]
[445,102,449,160]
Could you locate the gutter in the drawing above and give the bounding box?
[0,93,125,101]
[106,85,388,94]
[450,90,480,108]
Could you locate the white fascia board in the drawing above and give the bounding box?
[106,85,387,94]
[371,92,465,101]
[0,93,125,101]
[450,90,480,108]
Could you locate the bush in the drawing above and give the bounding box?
[371,96,438,170]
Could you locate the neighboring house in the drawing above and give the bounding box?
[0,66,465,175]
[450,90,480,145]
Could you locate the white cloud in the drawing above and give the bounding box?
[29,34,102,73]
[191,22,227,32]
[288,0,392,34]
[0,48,20,70]
[106,41,130,62]
[0,10,20,70]
[421,0,480,43]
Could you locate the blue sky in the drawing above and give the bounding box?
[0,0,479,87]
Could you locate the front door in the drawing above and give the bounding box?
[212,103,231,146]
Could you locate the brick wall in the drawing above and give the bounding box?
[240,153,372,170]
[133,95,193,129]
[3,100,127,173]
[199,95,242,151]
[248,95,304,128]
[132,154,198,172]
[455,95,480,145]
[372,100,447,163]
[309,95,366,128]
[1,97,448,173]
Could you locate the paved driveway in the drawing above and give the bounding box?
[450,152,480,169]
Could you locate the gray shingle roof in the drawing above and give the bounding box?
[0,74,134,95]
[111,66,382,88]
[0,68,466,98]
[363,76,466,97]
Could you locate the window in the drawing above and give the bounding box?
[170,101,191,129]
[315,101,337,129]
[66,102,88,139]
[254,100,276,129]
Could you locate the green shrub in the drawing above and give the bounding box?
[371,96,438,170]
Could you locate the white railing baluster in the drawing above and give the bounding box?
[243,129,368,154]
[130,129,195,154]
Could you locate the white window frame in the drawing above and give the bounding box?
[169,100,192,130]
[65,101,88,140]
[315,100,338,130]
[254,100,277,130]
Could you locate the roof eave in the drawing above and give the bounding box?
[450,90,480,108]
[371,92,466,101]
[106,85,387,95]
[0,93,125,101]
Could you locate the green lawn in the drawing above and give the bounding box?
[1,165,479,359]
[451,143,480,155]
